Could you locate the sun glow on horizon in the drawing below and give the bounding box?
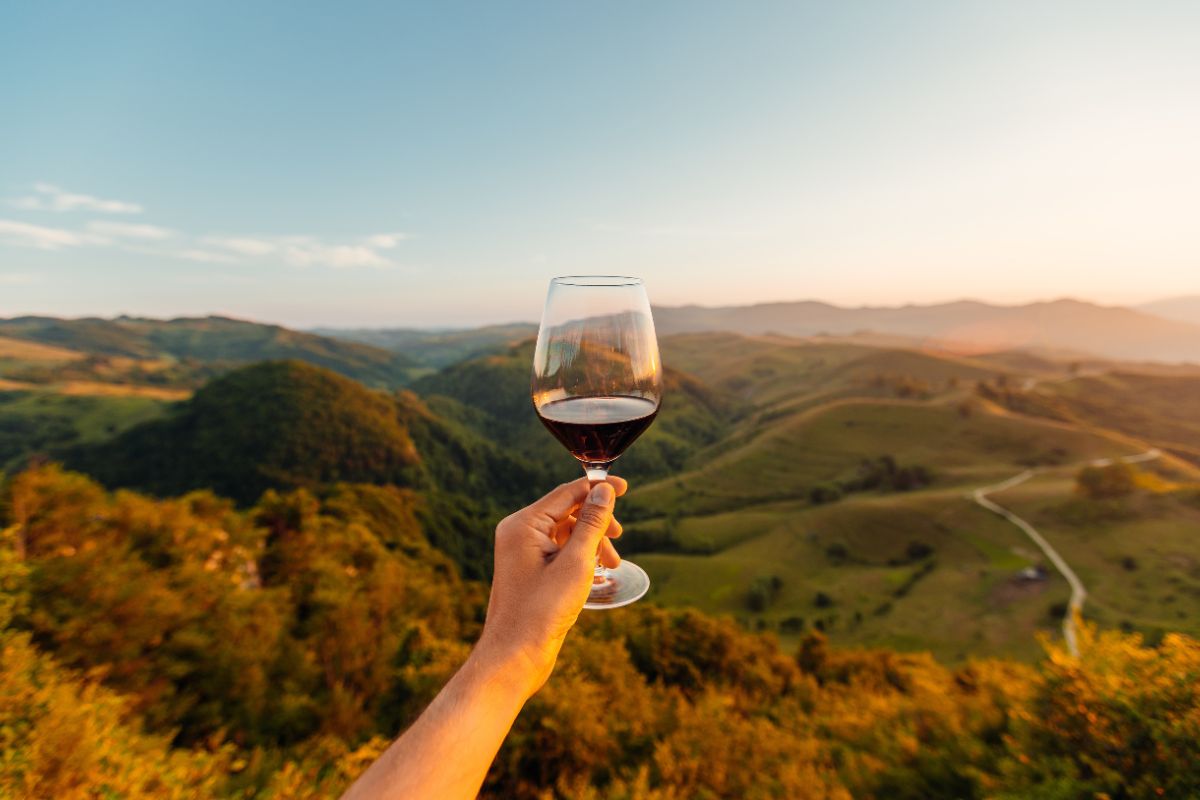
[1,2,1199,327]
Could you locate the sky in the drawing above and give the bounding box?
[2,0,1199,328]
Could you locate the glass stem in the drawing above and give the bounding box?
[584,463,611,583]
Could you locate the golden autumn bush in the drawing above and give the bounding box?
[2,465,1199,799]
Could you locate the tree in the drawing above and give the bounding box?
[1075,462,1137,499]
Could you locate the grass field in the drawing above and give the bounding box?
[990,470,1200,643]
[55,380,190,400]
[2,326,1195,665]
[616,333,1200,662]
[630,485,1065,662]
[627,397,1135,517]
[0,390,171,470]
[0,335,84,362]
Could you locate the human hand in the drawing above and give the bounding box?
[474,476,627,700]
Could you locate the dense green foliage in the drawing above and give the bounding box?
[0,315,420,387]
[65,361,424,504]
[3,327,1200,796]
[0,390,167,469]
[2,467,1198,799]
[60,361,544,578]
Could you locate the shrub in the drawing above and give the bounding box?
[748,575,785,612]
[1076,462,1137,499]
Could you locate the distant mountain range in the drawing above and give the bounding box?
[648,299,1200,363]
[315,297,1200,365]
[7,296,1200,381]
[1138,295,1200,327]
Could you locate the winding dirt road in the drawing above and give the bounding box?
[971,448,1161,657]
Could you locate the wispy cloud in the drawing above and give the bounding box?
[204,236,278,256]
[86,221,174,240]
[2,184,410,269]
[281,242,393,269]
[0,219,102,249]
[365,232,409,249]
[13,183,143,214]
[208,234,402,269]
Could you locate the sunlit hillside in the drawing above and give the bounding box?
[4,466,1199,799]
[2,317,1200,797]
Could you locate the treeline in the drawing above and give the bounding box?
[808,454,934,504]
[2,466,1199,799]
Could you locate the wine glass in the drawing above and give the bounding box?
[532,275,662,609]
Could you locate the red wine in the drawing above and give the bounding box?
[537,395,659,465]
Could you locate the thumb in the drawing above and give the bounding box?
[561,481,616,562]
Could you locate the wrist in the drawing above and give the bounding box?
[470,631,548,702]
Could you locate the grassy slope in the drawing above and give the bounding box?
[0,391,169,470]
[623,400,1138,661]
[628,398,1132,516]
[614,333,1190,661]
[992,471,1200,641]
[1025,372,1200,462]
[634,488,1060,662]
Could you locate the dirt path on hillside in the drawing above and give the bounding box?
[971,448,1161,657]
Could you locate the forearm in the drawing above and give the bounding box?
[340,646,529,800]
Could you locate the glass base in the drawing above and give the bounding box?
[583,560,650,610]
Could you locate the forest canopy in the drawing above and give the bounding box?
[2,466,1198,799]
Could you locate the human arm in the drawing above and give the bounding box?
[339,476,626,800]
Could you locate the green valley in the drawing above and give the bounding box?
[3,318,1199,664]
[3,318,1200,799]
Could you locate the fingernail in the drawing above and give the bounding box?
[589,482,615,505]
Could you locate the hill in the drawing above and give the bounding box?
[63,361,423,504]
[0,315,420,388]
[652,298,1200,363]
[978,371,1200,465]
[568,333,1200,659]
[60,360,544,576]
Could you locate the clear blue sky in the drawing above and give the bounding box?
[2,1,1198,327]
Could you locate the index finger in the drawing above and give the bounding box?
[529,475,628,523]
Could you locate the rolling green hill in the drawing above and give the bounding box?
[0,315,421,387]
[24,325,1200,662]
[62,361,546,577]
[980,371,1200,464]
[587,333,1200,660]
[626,398,1133,516]
[64,360,424,504]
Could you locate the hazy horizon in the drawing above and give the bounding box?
[4,1,1200,327]
[2,291,1197,332]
